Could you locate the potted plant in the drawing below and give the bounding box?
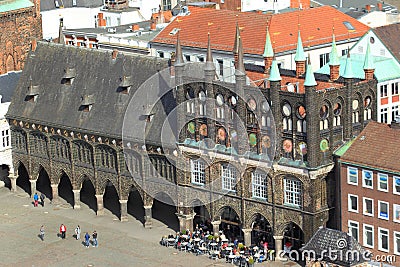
[238,243,244,251]
[248,256,255,267]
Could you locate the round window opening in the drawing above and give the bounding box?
[370,37,375,44]
[282,103,291,117]
[216,94,224,106]
[333,103,341,115]
[364,96,371,108]
[247,98,257,111]
[297,105,306,118]
[320,105,329,119]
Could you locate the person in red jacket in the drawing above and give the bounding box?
[60,224,66,239]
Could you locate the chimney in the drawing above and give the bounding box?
[31,38,37,52]
[98,13,106,27]
[150,20,157,31]
[377,2,383,11]
[132,24,140,31]
[330,65,340,81]
[366,5,371,12]
[112,49,118,59]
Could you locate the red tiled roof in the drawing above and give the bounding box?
[341,121,400,173]
[152,6,370,55]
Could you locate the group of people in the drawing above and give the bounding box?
[38,224,98,247]
[160,227,275,266]
[33,192,46,207]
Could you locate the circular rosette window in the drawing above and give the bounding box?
[320,139,329,152]
[199,124,207,136]
[261,135,271,148]
[187,122,195,134]
[297,142,307,155]
[283,139,293,153]
[230,130,238,143]
[248,133,257,147]
[217,127,226,141]
[297,105,306,118]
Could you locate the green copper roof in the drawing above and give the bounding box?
[363,41,375,70]
[263,27,274,58]
[317,53,400,82]
[268,60,281,81]
[333,138,356,157]
[0,0,34,13]
[294,31,306,62]
[343,54,354,79]
[304,60,317,86]
[329,34,340,66]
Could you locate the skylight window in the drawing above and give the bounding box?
[343,21,355,31]
[169,28,180,36]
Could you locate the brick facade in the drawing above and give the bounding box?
[0,0,42,75]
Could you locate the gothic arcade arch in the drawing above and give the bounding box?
[103,179,121,219]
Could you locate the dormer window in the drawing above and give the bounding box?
[25,80,39,102]
[62,67,76,85]
[118,76,132,94]
[80,95,95,112]
[143,105,155,122]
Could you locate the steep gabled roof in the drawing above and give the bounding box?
[0,71,21,103]
[6,42,171,145]
[151,6,369,55]
[373,23,400,64]
[300,227,370,267]
[340,121,400,173]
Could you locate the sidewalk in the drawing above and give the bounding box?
[0,187,301,267]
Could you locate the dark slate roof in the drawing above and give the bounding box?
[374,23,400,63]
[40,0,103,11]
[300,227,370,267]
[0,72,21,103]
[6,42,172,145]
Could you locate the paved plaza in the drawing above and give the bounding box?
[0,187,300,267]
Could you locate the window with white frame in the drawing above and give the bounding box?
[394,231,400,255]
[378,200,389,220]
[348,194,358,213]
[363,197,373,216]
[392,82,399,95]
[252,172,267,200]
[348,220,359,241]
[378,173,388,191]
[381,108,388,123]
[217,59,223,77]
[348,167,358,185]
[284,177,302,208]
[378,227,389,252]
[363,224,374,248]
[319,52,330,68]
[362,170,373,188]
[380,84,388,97]
[191,159,205,185]
[2,129,10,148]
[393,204,400,223]
[392,106,399,122]
[395,177,400,195]
[221,164,237,192]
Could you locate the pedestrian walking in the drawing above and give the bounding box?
[39,225,45,241]
[75,225,81,240]
[40,193,45,207]
[59,224,66,239]
[84,232,90,248]
[33,192,39,207]
[92,230,98,247]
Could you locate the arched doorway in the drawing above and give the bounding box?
[219,206,242,241]
[103,180,120,219]
[58,173,74,206]
[16,163,30,195]
[283,222,304,251]
[192,199,211,231]
[152,192,179,232]
[250,214,273,247]
[127,185,144,223]
[80,178,96,212]
[0,164,10,190]
[36,167,52,199]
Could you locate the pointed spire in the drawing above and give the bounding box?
[263,26,274,58]
[304,57,317,86]
[233,22,240,55]
[294,31,306,62]
[268,60,281,81]
[206,33,213,63]
[175,31,184,65]
[58,18,65,44]
[329,34,340,66]
[343,52,354,79]
[236,36,245,75]
[363,41,375,70]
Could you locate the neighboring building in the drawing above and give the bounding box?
[0,71,21,187]
[334,121,400,266]
[129,0,178,20]
[317,23,400,124]
[150,6,369,82]
[0,0,42,74]
[348,10,400,28]
[5,21,377,256]
[40,0,104,40]
[300,227,370,267]
[311,0,397,13]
